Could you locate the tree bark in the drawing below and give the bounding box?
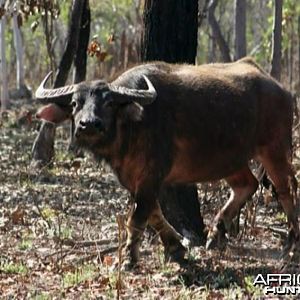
[298,16,300,90]
[54,0,85,87]
[42,6,56,73]
[11,1,31,99]
[207,0,231,62]
[142,0,198,64]
[0,0,9,111]
[70,0,91,152]
[31,0,87,168]
[141,0,205,244]
[73,0,90,84]
[234,0,246,60]
[270,0,283,81]
[289,20,294,90]
[198,0,210,29]
[31,122,56,167]
[12,11,25,89]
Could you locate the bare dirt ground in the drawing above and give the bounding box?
[1,99,299,299]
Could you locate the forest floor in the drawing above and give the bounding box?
[1,99,300,299]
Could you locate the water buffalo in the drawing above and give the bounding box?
[36,57,299,268]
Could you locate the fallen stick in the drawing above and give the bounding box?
[53,237,115,247]
[74,245,120,265]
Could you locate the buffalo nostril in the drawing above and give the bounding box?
[77,118,104,132]
[79,120,87,128]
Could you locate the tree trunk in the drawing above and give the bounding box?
[208,30,217,63]
[234,0,246,60]
[54,0,85,87]
[31,0,87,168]
[42,5,56,72]
[298,16,300,90]
[73,0,90,84]
[289,21,294,90]
[207,0,231,62]
[0,0,9,111]
[70,0,91,152]
[31,122,56,167]
[12,2,31,99]
[12,11,25,89]
[141,0,205,244]
[270,0,282,81]
[142,0,198,64]
[198,0,210,29]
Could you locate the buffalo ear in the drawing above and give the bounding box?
[36,104,70,124]
[120,102,144,122]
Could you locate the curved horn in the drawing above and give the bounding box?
[110,75,157,105]
[35,71,78,101]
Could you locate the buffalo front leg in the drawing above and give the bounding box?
[148,201,186,263]
[123,184,161,269]
[206,166,258,249]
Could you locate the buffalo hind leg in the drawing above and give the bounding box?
[259,149,299,260]
[148,202,186,263]
[206,166,258,249]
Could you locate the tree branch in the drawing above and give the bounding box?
[208,0,231,62]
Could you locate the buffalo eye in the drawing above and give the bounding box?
[71,100,77,108]
[104,100,116,109]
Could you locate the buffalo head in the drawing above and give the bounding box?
[35,73,157,147]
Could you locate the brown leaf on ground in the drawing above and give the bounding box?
[102,255,114,266]
[11,206,25,225]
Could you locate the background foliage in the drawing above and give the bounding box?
[3,0,300,92]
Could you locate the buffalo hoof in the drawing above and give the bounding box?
[120,258,138,271]
[279,230,300,272]
[164,243,187,264]
[280,231,300,262]
[227,216,240,237]
[206,221,227,250]
[120,244,140,271]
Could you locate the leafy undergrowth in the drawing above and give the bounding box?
[0,100,299,299]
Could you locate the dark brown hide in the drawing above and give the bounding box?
[107,58,292,189]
